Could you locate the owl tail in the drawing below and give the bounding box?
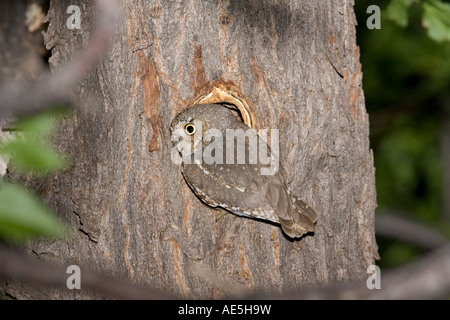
[279,197,317,239]
[266,183,317,239]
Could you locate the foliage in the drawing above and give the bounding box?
[0,182,67,241]
[0,111,68,242]
[0,112,67,173]
[387,0,450,42]
[376,115,442,221]
[355,0,450,267]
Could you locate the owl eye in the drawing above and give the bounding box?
[184,123,196,135]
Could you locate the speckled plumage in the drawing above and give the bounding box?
[170,103,317,238]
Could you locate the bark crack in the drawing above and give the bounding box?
[72,211,99,243]
[324,52,344,78]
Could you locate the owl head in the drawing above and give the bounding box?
[170,103,242,157]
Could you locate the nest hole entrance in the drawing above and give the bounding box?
[190,86,255,128]
[222,103,245,124]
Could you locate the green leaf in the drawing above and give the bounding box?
[0,182,68,241]
[14,112,56,137]
[0,140,66,173]
[422,0,450,42]
[387,0,417,27]
[0,111,67,173]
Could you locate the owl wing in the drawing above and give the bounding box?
[182,158,277,222]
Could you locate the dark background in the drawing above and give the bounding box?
[354,0,450,268]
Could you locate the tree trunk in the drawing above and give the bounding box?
[4,0,378,299]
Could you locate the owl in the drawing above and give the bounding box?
[170,103,317,239]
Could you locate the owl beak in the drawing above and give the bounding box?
[171,136,181,149]
[175,140,187,153]
[171,129,191,156]
[171,136,186,154]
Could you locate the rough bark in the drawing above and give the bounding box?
[3,0,377,299]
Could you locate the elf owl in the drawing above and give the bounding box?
[170,103,317,238]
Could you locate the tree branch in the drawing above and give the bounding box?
[0,246,173,299]
[265,243,450,299]
[375,212,447,250]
